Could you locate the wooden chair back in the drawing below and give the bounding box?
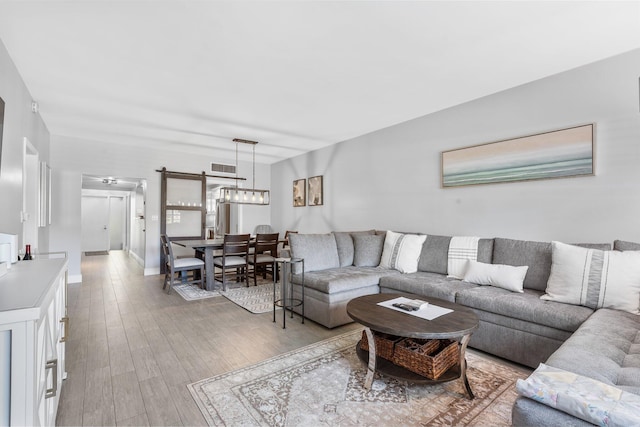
[254,233,279,258]
[283,230,298,246]
[222,233,251,257]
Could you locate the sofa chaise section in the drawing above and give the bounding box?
[288,231,400,328]
[512,308,640,425]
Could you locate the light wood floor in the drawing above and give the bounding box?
[56,251,359,426]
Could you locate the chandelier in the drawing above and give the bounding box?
[218,138,270,205]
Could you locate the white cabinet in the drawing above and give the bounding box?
[0,257,68,426]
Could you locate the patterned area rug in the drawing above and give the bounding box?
[221,283,281,314]
[188,330,531,426]
[172,283,225,301]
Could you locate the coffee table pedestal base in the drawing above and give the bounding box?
[358,327,474,400]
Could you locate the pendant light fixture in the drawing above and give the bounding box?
[219,138,270,205]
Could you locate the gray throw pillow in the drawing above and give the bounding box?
[417,235,451,274]
[288,233,340,273]
[333,230,375,267]
[613,240,640,251]
[353,234,385,267]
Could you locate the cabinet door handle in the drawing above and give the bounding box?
[45,359,58,398]
[60,316,69,342]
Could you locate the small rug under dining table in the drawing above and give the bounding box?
[172,280,281,314]
[188,329,531,426]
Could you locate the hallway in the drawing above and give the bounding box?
[56,251,357,426]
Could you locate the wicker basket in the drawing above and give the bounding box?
[392,339,459,380]
[360,331,403,360]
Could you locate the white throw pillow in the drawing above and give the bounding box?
[379,231,427,274]
[542,241,640,314]
[463,260,528,293]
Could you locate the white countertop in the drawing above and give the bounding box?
[0,258,68,323]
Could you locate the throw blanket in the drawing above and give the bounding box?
[516,364,640,427]
[447,236,480,279]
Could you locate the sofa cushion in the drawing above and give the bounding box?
[463,260,528,293]
[492,238,553,291]
[379,231,427,273]
[614,240,640,251]
[289,233,340,273]
[353,234,385,267]
[456,286,593,332]
[333,230,376,267]
[293,266,399,294]
[418,235,494,274]
[546,308,640,394]
[379,272,479,303]
[492,238,612,292]
[542,241,640,314]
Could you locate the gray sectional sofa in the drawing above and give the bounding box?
[287,231,640,426]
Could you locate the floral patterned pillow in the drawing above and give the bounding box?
[516,364,640,426]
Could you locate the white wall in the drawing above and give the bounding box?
[0,38,51,252]
[271,49,640,244]
[49,169,82,282]
[49,139,271,277]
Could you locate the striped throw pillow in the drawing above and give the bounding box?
[542,241,640,314]
[379,231,426,274]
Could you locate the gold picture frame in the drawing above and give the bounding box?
[293,178,306,207]
[308,175,323,206]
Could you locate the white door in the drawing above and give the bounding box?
[81,196,109,252]
[109,197,124,250]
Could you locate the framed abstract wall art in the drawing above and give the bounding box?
[308,175,323,206]
[441,124,594,188]
[293,178,306,207]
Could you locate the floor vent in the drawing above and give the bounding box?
[211,163,236,174]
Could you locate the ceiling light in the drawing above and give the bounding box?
[218,138,270,205]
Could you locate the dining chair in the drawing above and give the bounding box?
[161,234,205,294]
[248,233,279,286]
[253,224,274,235]
[284,230,298,246]
[213,233,251,291]
[278,230,298,257]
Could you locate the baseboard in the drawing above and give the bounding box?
[144,267,160,276]
[129,250,144,268]
[68,274,82,284]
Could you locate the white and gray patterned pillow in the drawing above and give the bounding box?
[379,231,427,274]
[542,241,640,314]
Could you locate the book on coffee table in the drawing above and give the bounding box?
[378,297,453,320]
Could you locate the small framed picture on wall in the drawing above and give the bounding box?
[308,175,323,206]
[293,178,306,207]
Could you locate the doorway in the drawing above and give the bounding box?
[80,175,145,264]
[81,195,110,252]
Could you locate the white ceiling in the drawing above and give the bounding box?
[0,1,638,164]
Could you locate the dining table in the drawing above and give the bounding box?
[172,237,286,291]
[171,238,225,291]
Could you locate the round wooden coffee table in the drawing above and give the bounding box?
[346,293,479,399]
